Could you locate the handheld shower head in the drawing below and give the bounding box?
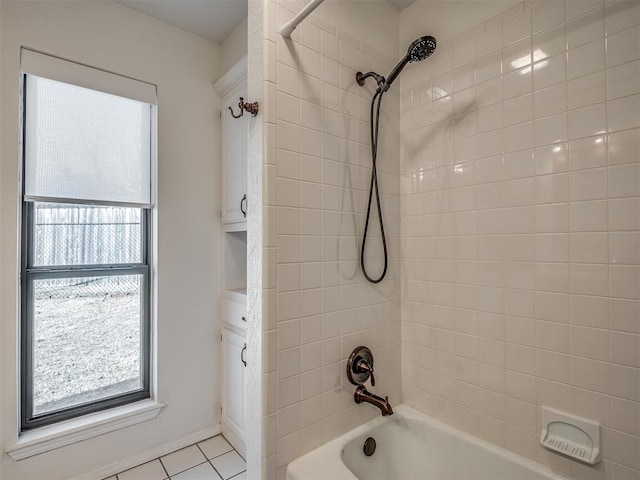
[356,36,436,283]
[408,35,437,62]
[382,35,437,92]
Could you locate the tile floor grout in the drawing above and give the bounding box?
[109,434,245,480]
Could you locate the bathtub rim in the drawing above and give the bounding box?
[285,403,574,480]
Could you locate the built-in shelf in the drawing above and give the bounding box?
[223,221,246,233]
[224,288,247,304]
[224,230,246,294]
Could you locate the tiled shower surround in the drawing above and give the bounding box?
[400,1,640,479]
[261,0,401,477]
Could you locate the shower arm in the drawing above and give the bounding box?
[356,71,386,89]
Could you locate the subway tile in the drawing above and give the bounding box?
[607,25,640,68]
[568,103,607,140]
[611,265,640,299]
[477,25,502,58]
[566,7,604,50]
[533,84,567,119]
[569,167,607,201]
[571,294,608,329]
[610,232,640,265]
[605,1,640,36]
[536,203,569,232]
[566,0,603,20]
[504,67,532,100]
[608,429,640,471]
[533,53,566,90]
[534,144,569,175]
[569,135,607,170]
[534,113,568,146]
[609,198,640,231]
[506,343,536,375]
[610,396,640,436]
[611,331,640,367]
[610,364,640,402]
[609,129,640,166]
[535,173,569,204]
[536,320,571,353]
[503,11,532,47]
[610,298,640,334]
[571,325,609,361]
[533,2,565,34]
[607,94,640,132]
[533,26,567,62]
[504,39,533,74]
[609,163,640,197]
[535,233,569,262]
[536,262,570,293]
[536,349,571,383]
[570,263,609,296]
[569,232,608,263]
[567,70,606,109]
[570,200,608,232]
[567,39,605,80]
[571,356,610,394]
[607,59,640,100]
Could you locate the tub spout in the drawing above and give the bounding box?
[354,385,394,416]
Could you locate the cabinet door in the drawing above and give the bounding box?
[221,81,248,225]
[222,326,245,436]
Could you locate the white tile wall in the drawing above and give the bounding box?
[263,0,401,477]
[400,1,640,478]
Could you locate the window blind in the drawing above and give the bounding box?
[21,51,155,207]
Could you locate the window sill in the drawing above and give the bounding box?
[5,399,165,460]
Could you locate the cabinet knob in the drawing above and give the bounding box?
[241,343,247,367]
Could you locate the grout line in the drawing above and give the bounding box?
[227,470,248,480]
[157,457,170,479]
[208,459,225,480]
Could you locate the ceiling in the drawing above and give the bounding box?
[114,0,416,44]
[114,0,247,44]
[388,0,417,10]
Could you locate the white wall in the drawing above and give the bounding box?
[223,17,248,74]
[261,1,401,477]
[0,1,222,478]
[400,1,640,478]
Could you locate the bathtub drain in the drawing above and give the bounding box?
[363,437,376,457]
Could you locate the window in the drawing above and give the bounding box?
[20,52,156,430]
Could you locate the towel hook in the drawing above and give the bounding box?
[229,97,259,118]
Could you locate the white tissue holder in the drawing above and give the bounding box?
[540,406,600,465]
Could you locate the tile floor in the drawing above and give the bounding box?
[104,435,246,480]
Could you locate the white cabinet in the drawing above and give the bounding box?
[221,325,246,457]
[215,57,248,227]
[216,56,249,459]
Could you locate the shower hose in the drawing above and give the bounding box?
[361,87,388,284]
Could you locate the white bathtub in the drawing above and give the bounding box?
[286,405,572,480]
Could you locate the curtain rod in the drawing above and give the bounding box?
[279,0,325,38]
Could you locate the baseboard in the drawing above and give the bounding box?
[70,424,222,480]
